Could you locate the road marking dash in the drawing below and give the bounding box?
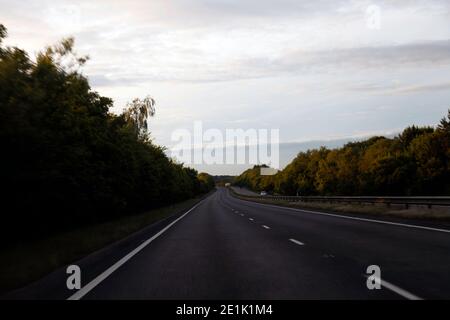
[239,199,450,234]
[366,276,422,300]
[289,238,304,246]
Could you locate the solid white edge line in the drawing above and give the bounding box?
[367,276,422,300]
[262,225,270,229]
[67,198,206,300]
[238,198,450,234]
[289,238,304,246]
[229,194,424,300]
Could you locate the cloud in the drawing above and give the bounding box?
[391,82,450,94]
[244,39,450,75]
[2,0,450,156]
[86,39,450,84]
[3,0,450,84]
[349,80,450,95]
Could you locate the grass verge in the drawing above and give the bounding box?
[0,193,209,294]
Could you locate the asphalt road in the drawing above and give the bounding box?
[230,186,259,196]
[7,187,450,299]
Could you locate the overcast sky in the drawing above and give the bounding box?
[2,0,450,173]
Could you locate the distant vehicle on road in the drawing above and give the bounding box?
[260,191,267,196]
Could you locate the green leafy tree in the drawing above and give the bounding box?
[438,109,450,133]
[0,25,214,245]
[235,110,450,196]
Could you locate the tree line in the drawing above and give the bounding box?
[0,25,214,245]
[234,111,450,196]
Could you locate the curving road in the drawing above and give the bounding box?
[77,188,450,299]
[7,187,450,299]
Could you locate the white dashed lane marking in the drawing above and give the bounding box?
[289,238,305,246]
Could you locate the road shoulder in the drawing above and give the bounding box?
[1,190,215,299]
[229,189,450,231]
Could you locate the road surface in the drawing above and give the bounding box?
[7,188,450,299]
[230,186,259,196]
